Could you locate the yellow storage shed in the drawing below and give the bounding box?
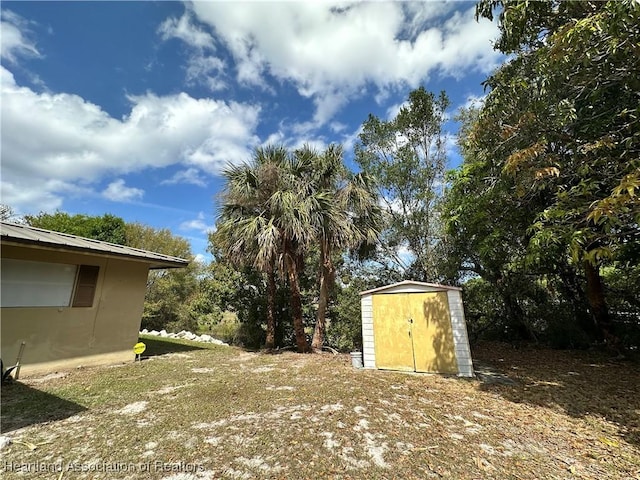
[360,281,473,377]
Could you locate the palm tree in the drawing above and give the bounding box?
[216,143,380,353]
[306,144,382,351]
[214,146,287,350]
[215,145,316,353]
[268,148,318,353]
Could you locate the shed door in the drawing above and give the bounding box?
[372,293,415,371]
[409,292,457,374]
[372,292,457,373]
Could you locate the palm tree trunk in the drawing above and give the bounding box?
[312,240,333,351]
[265,261,276,350]
[287,255,309,353]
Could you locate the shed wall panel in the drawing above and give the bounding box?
[360,295,375,368]
[447,289,474,377]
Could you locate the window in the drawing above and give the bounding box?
[72,265,100,307]
[0,259,99,308]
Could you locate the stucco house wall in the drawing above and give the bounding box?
[1,223,187,376]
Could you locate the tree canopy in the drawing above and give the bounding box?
[25,211,127,245]
[475,0,639,267]
[439,0,640,348]
[355,87,450,281]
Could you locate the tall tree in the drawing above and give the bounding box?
[306,144,382,351]
[215,145,322,352]
[271,147,320,353]
[472,0,640,345]
[214,146,288,350]
[355,87,450,280]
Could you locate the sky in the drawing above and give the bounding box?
[0,1,504,261]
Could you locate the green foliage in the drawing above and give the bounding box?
[439,0,640,349]
[461,278,507,342]
[124,223,198,333]
[442,106,555,341]
[475,0,639,266]
[326,277,366,353]
[326,261,402,352]
[602,247,640,348]
[125,222,192,258]
[206,312,265,350]
[190,261,243,331]
[141,279,199,334]
[193,260,277,350]
[462,275,593,349]
[24,211,127,245]
[356,87,450,280]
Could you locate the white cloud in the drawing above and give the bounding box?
[158,11,228,92]
[1,181,63,214]
[386,101,408,121]
[329,121,347,134]
[102,179,144,202]
[260,121,328,154]
[262,131,286,147]
[340,125,363,157]
[1,65,261,213]
[312,89,350,126]
[1,10,40,63]
[180,212,215,235]
[459,93,487,111]
[1,177,96,215]
[158,12,215,50]
[186,55,226,91]
[161,168,208,187]
[183,2,502,125]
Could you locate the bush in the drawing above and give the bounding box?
[325,317,362,352]
[206,312,266,349]
[326,274,380,352]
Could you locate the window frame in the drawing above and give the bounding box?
[71,264,100,308]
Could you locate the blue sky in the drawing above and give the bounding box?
[1,1,503,261]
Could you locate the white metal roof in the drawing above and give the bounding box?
[359,280,462,296]
[1,222,189,269]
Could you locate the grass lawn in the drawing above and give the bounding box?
[1,336,639,479]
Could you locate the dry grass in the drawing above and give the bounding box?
[1,337,639,479]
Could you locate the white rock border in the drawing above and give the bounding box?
[140,329,229,347]
[0,436,12,451]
